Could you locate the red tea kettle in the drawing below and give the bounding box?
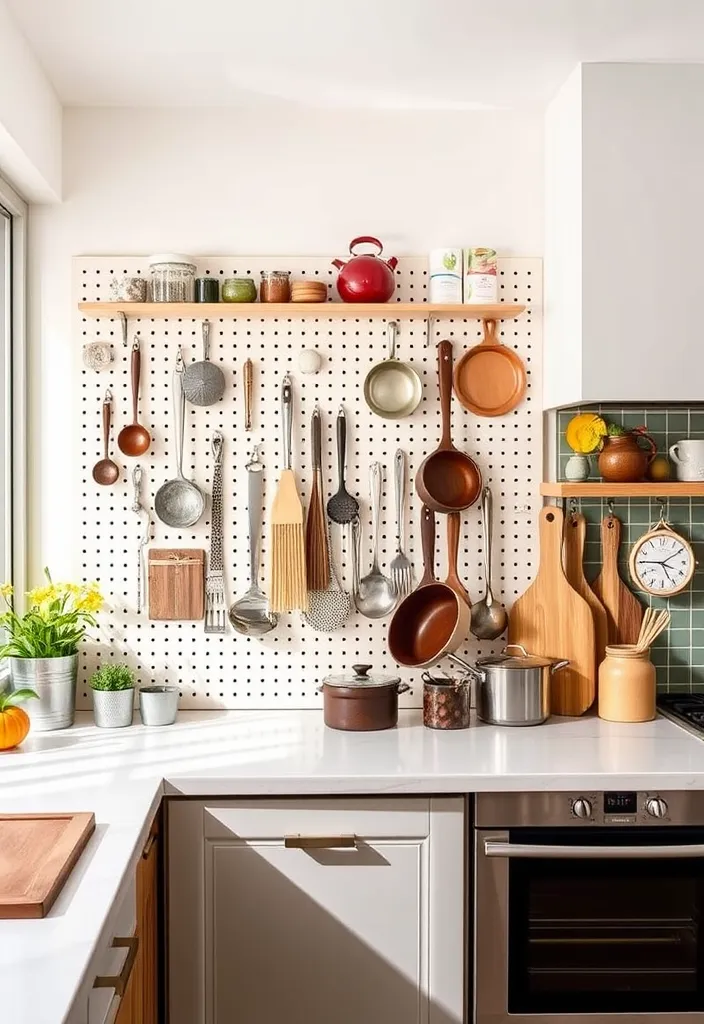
[332,236,398,302]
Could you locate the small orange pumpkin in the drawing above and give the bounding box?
[0,689,38,750]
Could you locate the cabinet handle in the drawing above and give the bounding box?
[284,834,357,850]
[94,936,139,997]
[142,832,157,858]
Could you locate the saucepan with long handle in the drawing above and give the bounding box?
[387,505,469,668]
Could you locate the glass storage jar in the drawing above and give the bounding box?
[260,270,291,303]
[148,254,197,302]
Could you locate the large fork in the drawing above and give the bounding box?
[205,432,227,633]
[389,448,415,601]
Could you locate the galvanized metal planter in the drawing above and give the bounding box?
[9,654,78,732]
[92,688,134,729]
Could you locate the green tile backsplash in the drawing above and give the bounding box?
[556,404,704,693]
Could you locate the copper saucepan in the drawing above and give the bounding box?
[416,340,481,513]
[388,506,470,668]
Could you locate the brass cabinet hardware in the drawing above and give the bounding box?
[94,936,139,997]
[284,834,357,850]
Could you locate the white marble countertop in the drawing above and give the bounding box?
[2,708,704,1024]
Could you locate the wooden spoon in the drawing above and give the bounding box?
[92,388,120,486]
[118,338,151,456]
[445,512,471,607]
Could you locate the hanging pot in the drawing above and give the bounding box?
[332,236,398,302]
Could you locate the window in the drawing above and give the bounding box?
[0,177,27,597]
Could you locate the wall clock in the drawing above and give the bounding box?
[629,516,696,596]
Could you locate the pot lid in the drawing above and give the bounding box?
[147,253,196,267]
[323,663,401,688]
[477,652,555,669]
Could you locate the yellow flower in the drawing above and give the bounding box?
[0,583,13,600]
[77,590,102,613]
[27,584,58,606]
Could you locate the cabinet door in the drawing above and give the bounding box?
[168,798,464,1024]
[135,818,160,1024]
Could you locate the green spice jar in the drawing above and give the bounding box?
[222,277,257,303]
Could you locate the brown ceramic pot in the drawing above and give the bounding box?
[318,664,410,731]
[597,433,656,482]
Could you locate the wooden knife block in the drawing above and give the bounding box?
[148,549,205,620]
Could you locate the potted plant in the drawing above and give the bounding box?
[0,571,102,732]
[90,664,135,729]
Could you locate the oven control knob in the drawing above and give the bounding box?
[572,798,592,819]
[646,797,668,819]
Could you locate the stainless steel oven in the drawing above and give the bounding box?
[475,791,704,1024]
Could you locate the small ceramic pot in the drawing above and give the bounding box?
[564,454,591,482]
[222,277,257,302]
[139,685,179,726]
[92,688,134,728]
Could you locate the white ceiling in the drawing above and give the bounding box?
[7,0,704,109]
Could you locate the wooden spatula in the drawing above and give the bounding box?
[563,512,609,672]
[508,506,595,716]
[591,515,643,646]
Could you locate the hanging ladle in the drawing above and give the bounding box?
[92,388,120,486]
[117,337,151,456]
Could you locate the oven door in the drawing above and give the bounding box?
[475,827,704,1024]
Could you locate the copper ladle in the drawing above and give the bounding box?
[92,388,120,485]
[118,337,151,456]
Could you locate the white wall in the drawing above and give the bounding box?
[28,104,543,581]
[0,0,61,201]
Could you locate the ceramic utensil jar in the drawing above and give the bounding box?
[598,645,656,722]
[318,664,410,731]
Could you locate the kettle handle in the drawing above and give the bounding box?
[349,236,384,256]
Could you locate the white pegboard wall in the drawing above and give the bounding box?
[74,256,542,708]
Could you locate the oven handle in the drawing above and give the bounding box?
[484,839,704,860]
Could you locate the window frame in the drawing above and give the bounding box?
[0,176,27,600]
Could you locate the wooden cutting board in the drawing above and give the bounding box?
[508,506,595,716]
[591,515,643,646]
[0,812,95,919]
[563,512,609,676]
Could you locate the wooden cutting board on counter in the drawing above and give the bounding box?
[591,515,643,646]
[508,506,596,716]
[563,512,609,671]
[0,812,95,919]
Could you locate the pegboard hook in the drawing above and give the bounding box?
[607,498,615,521]
[119,311,128,348]
[569,498,578,521]
[425,314,436,348]
[657,497,668,526]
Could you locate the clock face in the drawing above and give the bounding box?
[632,531,694,594]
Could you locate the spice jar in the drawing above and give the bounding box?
[598,645,656,722]
[195,277,220,303]
[260,270,291,303]
[422,673,470,730]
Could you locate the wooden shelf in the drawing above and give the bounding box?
[78,301,526,320]
[541,482,704,498]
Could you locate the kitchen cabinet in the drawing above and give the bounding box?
[544,62,704,408]
[167,797,465,1024]
[133,814,160,1024]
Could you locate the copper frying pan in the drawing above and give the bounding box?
[453,318,526,417]
[387,506,470,668]
[416,341,482,513]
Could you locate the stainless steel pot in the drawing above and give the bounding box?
[450,645,569,726]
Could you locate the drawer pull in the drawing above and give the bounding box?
[142,832,157,859]
[94,936,139,997]
[284,834,357,850]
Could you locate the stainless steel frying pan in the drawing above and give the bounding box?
[363,321,422,419]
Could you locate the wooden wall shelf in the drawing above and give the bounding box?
[541,482,704,498]
[78,301,526,320]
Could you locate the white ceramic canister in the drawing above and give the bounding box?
[464,247,498,303]
[669,439,704,480]
[429,248,463,303]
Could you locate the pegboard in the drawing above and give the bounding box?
[74,256,542,709]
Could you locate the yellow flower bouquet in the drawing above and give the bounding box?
[0,568,102,659]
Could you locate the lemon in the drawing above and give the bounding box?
[648,455,671,482]
[565,414,608,454]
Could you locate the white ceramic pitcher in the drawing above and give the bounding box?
[669,439,704,480]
